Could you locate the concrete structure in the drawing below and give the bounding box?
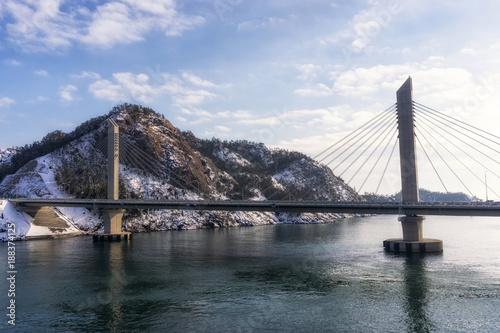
[397,77,419,203]
[97,119,131,241]
[15,199,500,216]
[108,119,120,200]
[20,206,83,240]
[384,77,442,253]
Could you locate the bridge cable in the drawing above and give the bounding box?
[415,126,475,199]
[119,138,180,194]
[415,115,500,199]
[260,104,396,201]
[118,138,187,199]
[415,101,500,144]
[358,128,398,194]
[414,103,500,157]
[322,106,397,166]
[119,136,203,197]
[291,109,397,201]
[414,110,500,181]
[313,103,396,160]
[414,106,500,168]
[341,118,398,181]
[375,134,399,195]
[414,134,450,198]
[326,109,397,170]
[414,104,500,165]
[317,105,397,165]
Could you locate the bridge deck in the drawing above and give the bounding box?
[9,199,500,217]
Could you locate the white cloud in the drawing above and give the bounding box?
[0,97,15,108]
[59,84,78,102]
[460,48,477,57]
[4,59,21,66]
[26,95,50,104]
[190,117,211,125]
[237,107,350,133]
[173,90,217,106]
[331,62,476,109]
[34,69,49,76]
[232,110,253,119]
[88,70,221,108]
[215,125,231,132]
[295,64,322,80]
[323,1,403,54]
[2,0,205,52]
[215,111,230,118]
[3,0,78,52]
[70,71,101,79]
[80,2,147,48]
[181,72,217,88]
[89,79,128,102]
[180,107,213,118]
[294,83,334,97]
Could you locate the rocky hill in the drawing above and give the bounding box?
[0,104,362,240]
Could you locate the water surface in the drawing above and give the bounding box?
[1,215,500,332]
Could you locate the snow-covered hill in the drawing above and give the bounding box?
[0,147,17,168]
[0,104,362,240]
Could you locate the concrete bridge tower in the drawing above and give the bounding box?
[94,119,131,241]
[384,77,442,253]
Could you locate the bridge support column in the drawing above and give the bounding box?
[400,215,423,242]
[94,119,131,242]
[384,77,442,253]
[94,208,131,241]
[103,209,126,234]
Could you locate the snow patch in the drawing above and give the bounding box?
[0,200,31,241]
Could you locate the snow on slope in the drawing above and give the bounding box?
[0,200,31,241]
[0,147,17,168]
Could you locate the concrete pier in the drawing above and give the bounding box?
[95,119,131,241]
[384,77,442,253]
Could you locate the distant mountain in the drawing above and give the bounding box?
[0,104,362,238]
[363,188,478,202]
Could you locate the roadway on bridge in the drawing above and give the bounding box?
[10,199,500,217]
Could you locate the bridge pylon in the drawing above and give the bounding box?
[94,119,131,241]
[383,77,442,253]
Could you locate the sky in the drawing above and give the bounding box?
[2,0,500,198]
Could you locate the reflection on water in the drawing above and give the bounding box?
[403,254,435,333]
[104,242,126,332]
[1,215,500,332]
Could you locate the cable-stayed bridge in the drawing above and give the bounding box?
[9,77,500,252]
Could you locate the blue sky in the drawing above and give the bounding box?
[2,0,500,196]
